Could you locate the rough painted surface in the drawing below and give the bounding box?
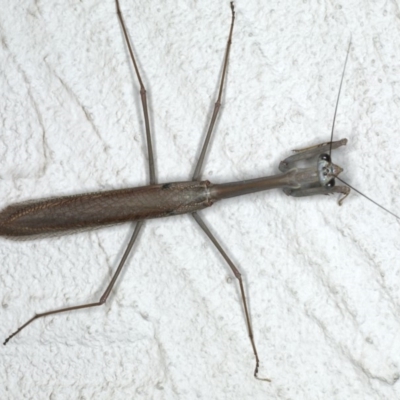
[1,0,400,398]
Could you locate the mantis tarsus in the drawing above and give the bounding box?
[1,0,400,393]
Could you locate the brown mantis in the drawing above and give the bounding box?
[0,0,400,394]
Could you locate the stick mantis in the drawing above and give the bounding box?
[0,0,400,388]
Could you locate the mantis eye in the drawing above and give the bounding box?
[320,153,331,162]
[326,179,335,187]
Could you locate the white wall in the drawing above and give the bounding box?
[1,0,399,399]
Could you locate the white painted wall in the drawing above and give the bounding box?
[1,0,399,398]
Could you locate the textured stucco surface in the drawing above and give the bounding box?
[1,0,400,399]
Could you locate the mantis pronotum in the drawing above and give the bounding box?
[0,0,400,396]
